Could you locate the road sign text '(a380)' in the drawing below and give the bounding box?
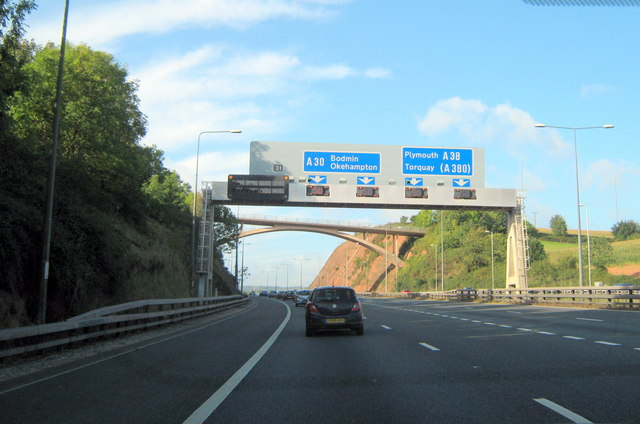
[402,147,473,176]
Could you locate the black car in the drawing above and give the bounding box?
[305,286,364,336]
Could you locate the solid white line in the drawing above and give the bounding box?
[533,398,593,423]
[381,325,392,330]
[0,301,259,396]
[594,341,621,346]
[506,311,522,314]
[182,303,291,424]
[563,336,585,340]
[576,317,603,322]
[419,342,440,352]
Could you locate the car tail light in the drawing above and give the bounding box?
[307,303,319,313]
[351,301,361,312]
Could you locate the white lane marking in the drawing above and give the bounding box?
[538,331,556,335]
[517,328,533,332]
[563,336,585,340]
[499,325,512,328]
[450,316,459,319]
[471,320,482,323]
[459,318,469,321]
[634,348,640,351]
[594,341,621,346]
[506,311,522,314]
[182,303,291,424]
[534,398,593,424]
[381,325,392,330]
[441,315,449,317]
[576,317,603,322]
[419,342,440,352]
[483,322,497,326]
[0,301,259,396]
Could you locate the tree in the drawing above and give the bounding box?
[611,220,639,241]
[550,214,568,237]
[0,0,36,134]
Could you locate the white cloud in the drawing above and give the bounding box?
[364,67,391,79]
[584,158,640,191]
[417,97,571,160]
[30,0,347,47]
[581,83,617,99]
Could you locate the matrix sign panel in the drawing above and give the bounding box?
[402,147,472,176]
[303,151,381,174]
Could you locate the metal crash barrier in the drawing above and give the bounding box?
[361,285,640,308]
[0,295,247,360]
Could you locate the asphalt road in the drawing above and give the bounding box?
[2,297,640,423]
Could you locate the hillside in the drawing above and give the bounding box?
[311,214,640,292]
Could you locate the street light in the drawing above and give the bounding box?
[534,123,614,286]
[580,204,593,286]
[293,258,310,290]
[280,263,290,290]
[240,240,251,294]
[430,243,438,291]
[190,130,242,294]
[484,231,495,290]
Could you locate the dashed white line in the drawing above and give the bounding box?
[506,311,522,314]
[576,317,603,322]
[419,342,440,352]
[563,336,585,340]
[499,325,512,328]
[471,320,482,323]
[459,318,469,321]
[483,322,497,326]
[517,328,533,332]
[381,325,392,330]
[634,348,640,351]
[594,341,621,346]
[533,398,593,424]
[538,331,556,335]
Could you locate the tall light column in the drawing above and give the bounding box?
[293,258,310,290]
[535,123,614,286]
[581,204,593,286]
[280,263,290,290]
[191,130,241,294]
[485,231,495,290]
[430,244,438,291]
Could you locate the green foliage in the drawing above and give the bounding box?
[550,214,568,237]
[528,238,547,262]
[611,220,640,241]
[0,39,238,325]
[587,238,613,268]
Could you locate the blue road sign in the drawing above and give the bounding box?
[452,178,471,187]
[405,177,423,187]
[402,147,473,176]
[303,151,381,174]
[307,175,327,184]
[357,176,376,185]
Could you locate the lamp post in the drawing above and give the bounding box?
[190,130,241,295]
[440,211,445,292]
[240,240,250,294]
[580,204,593,286]
[280,263,290,290]
[430,243,438,291]
[534,123,614,286]
[38,0,70,324]
[484,231,495,290]
[293,258,310,290]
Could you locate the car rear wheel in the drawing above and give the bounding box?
[355,327,364,336]
[305,327,313,337]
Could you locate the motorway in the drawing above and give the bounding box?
[2,296,640,423]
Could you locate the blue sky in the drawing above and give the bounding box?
[26,0,640,289]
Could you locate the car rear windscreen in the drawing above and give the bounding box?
[314,289,355,302]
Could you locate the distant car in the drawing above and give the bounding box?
[294,290,311,306]
[402,289,412,293]
[305,286,364,336]
[260,291,268,297]
[268,290,277,298]
[283,290,294,300]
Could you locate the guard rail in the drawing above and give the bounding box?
[362,285,640,308]
[0,295,247,360]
